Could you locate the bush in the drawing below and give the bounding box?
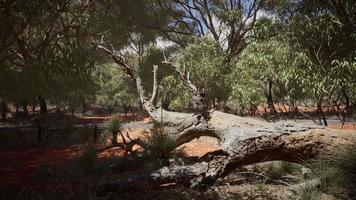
[267,161,300,179]
[144,122,177,165]
[254,183,267,192]
[104,115,121,133]
[333,140,356,189]
[104,115,121,144]
[299,185,323,200]
[298,142,356,199]
[303,158,343,192]
[80,142,97,173]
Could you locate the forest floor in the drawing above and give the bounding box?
[0,114,355,199]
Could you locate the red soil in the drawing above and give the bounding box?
[0,145,82,187]
[328,123,356,130]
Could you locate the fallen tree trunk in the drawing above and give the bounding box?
[96,118,356,196]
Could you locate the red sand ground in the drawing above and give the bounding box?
[0,118,355,188]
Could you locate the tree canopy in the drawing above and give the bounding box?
[0,0,355,120]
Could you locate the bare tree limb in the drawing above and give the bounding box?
[150,65,159,106]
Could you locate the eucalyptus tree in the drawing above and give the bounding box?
[147,0,264,60]
[230,31,312,116]
[98,0,267,108]
[0,0,98,114]
[95,63,136,115]
[269,0,356,125]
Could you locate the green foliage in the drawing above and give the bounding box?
[230,38,311,110]
[254,183,267,192]
[95,64,136,113]
[280,1,356,105]
[298,186,323,200]
[1,0,356,120]
[298,143,356,199]
[304,158,343,192]
[104,115,121,133]
[80,142,97,173]
[0,1,98,111]
[267,161,300,179]
[144,122,177,164]
[177,37,230,105]
[160,75,193,111]
[332,140,356,188]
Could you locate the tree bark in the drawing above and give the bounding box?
[265,79,277,115]
[97,116,356,196]
[38,96,47,114]
[317,97,328,126]
[1,101,7,120]
[22,101,29,116]
[341,89,350,124]
[112,131,118,145]
[31,105,36,115]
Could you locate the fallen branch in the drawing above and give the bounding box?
[237,171,291,186]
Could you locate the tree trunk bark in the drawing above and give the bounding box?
[1,101,7,120]
[22,101,29,116]
[112,131,118,145]
[32,105,36,115]
[38,96,47,114]
[97,110,356,196]
[317,97,328,126]
[342,89,350,116]
[82,102,86,116]
[265,79,277,115]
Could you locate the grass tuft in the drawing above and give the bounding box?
[144,122,177,166]
[80,142,97,173]
[104,115,121,133]
[267,161,300,179]
[299,185,323,200]
[104,115,121,144]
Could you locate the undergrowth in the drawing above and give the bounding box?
[144,122,177,166]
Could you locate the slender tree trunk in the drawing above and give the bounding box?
[82,102,86,116]
[265,79,277,115]
[94,125,98,143]
[335,98,341,119]
[340,89,350,128]
[124,108,128,117]
[1,101,7,120]
[112,131,117,145]
[32,105,36,115]
[342,89,350,117]
[22,101,29,116]
[15,105,19,118]
[38,96,47,114]
[317,97,328,126]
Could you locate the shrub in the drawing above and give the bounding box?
[281,161,300,174]
[303,158,342,192]
[298,142,356,199]
[104,115,121,144]
[299,185,323,200]
[80,142,97,173]
[144,122,177,165]
[254,183,267,192]
[267,161,300,179]
[73,127,93,144]
[333,140,356,189]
